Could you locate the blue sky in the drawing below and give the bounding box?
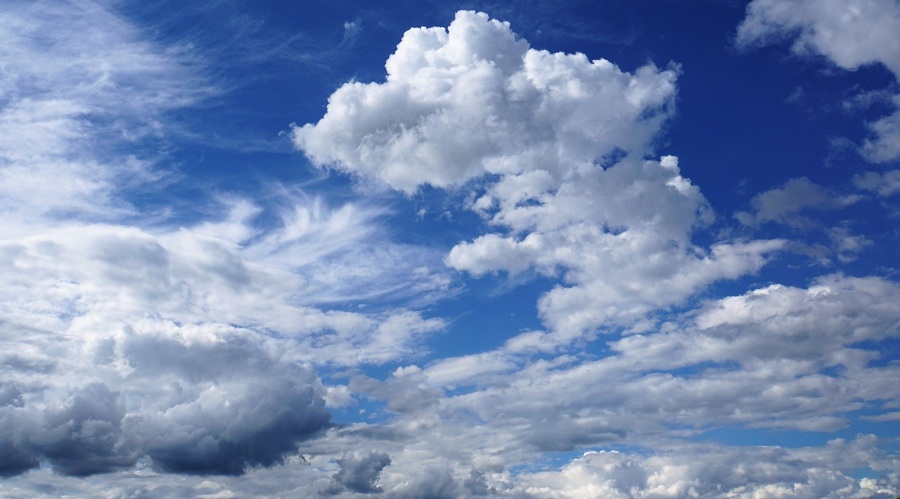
[1,0,899,497]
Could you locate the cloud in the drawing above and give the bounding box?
[372,274,900,485]
[735,176,859,227]
[293,11,677,194]
[862,98,900,163]
[853,169,900,197]
[325,450,391,494]
[736,0,900,77]
[133,364,329,475]
[2,3,898,496]
[737,0,900,163]
[388,467,460,499]
[36,383,136,477]
[295,11,782,345]
[0,0,214,225]
[0,320,332,477]
[0,197,455,475]
[515,437,898,498]
[0,0,453,480]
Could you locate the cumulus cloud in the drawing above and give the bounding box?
[293,11,676,193]
[295,11,782,344]
[325,451,391,494]
[0,320,332,477]
[737,0,900,163]
[135,366,329,475]
[736,0,900,76]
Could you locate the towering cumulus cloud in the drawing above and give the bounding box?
[295,11,782,344]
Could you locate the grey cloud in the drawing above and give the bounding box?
[0,405,39,477]
[38,383,136,476]
[121,331,271,384]
[326,451,392,494]
[524,417,624,453]
[734,176,842,227]
[349,368,442,415]
[0,347,330,477]
[132,364,330,476]
[854,169,900,197]
[463,469,495,496]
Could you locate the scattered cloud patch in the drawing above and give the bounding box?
[737,0,900,163]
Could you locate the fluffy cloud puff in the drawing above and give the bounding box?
[295,11,783,343]
[736,0,900,76]
[294,11,676,193]
[516,438,898,498]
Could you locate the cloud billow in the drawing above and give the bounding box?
[325,450,392,494]
[0,360,330,477]
[293,11,677,193]
[295,10,783,343]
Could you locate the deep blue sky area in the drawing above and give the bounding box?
[2,0,899,496]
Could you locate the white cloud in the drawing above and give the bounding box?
[515,438,898,498]
[737,0,900,163]
[0,0,213,224]
[736,0,900,77]
[294,11,677,194]
[295,11,782,344]
[319,274,900,497]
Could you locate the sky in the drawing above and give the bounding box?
[1,0,899,497]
